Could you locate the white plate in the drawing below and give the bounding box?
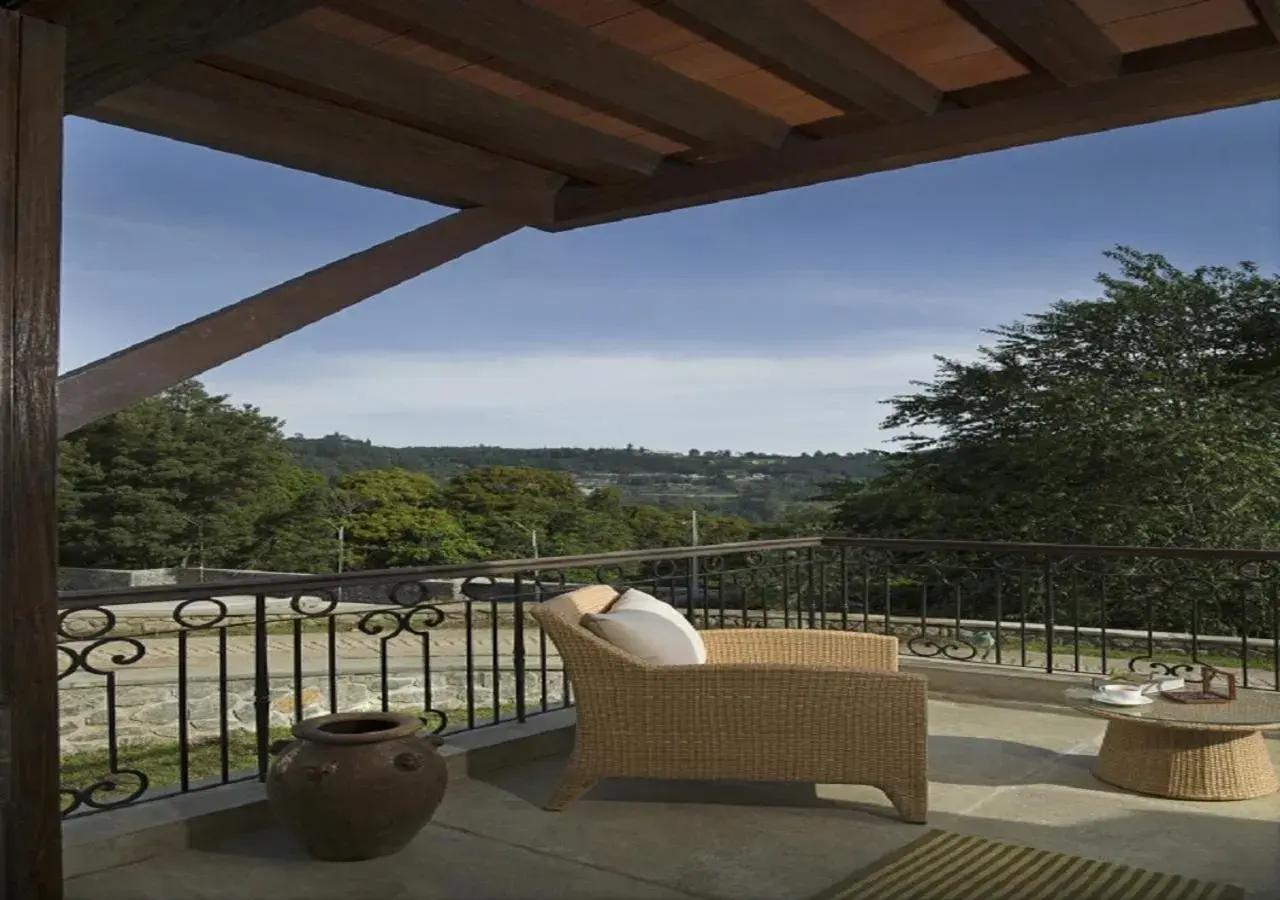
[1091,691,1153,707]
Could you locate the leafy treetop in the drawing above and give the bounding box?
[832,247,1280,549]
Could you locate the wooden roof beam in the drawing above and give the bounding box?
[14,0,327,112]
[944,0,1122,86]
[85,63,566,221]
[1247,1,1280,41]
[57,208,521,437]
[553,45,1280,229]
[216,22,666,184]
[350,0,792,152]
[653,0,941,122]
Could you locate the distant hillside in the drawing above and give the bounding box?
[286,435,885,522]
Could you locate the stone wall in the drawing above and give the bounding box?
[59,667,567,754]
[58,568,139,592]
[59,567,567,605]
[59,566,686,605]
[58,567,313,592]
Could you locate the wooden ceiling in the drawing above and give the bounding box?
[17,0,1280,230]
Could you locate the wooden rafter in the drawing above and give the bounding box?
[553,44,1280,228]
[86,63,566,220]
[1247,1,1280,40]
[0,10,64,899]
[349,0,792,151]
[214,21,667,184]
[15,0,326,111]
[944,0,1121,86]
[654,0,940,121]
[57,208,522,437]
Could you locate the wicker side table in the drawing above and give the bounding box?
[1065,686,1280,801]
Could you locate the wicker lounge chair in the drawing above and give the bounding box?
[530,584,929,823]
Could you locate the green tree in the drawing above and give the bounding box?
[244,466,334,573]
[834,248,1280,549]
[754,504,835,539]
[58,381,305,569]
[336,469,482,569]
[443,466,585,558]
[618,504,753,548]
[696,512,754,545]
[624,505,692,549]
[285,436,884,522]
[556,488,636,555]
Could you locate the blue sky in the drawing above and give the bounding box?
[62,100,1280,454]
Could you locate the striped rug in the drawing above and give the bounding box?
[811,831,1243,900]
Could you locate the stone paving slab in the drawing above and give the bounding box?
[65,698,1280,900]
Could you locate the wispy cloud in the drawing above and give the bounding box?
[205,338,981,454]
[60,102,1279,455]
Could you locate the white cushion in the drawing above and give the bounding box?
[609,588,689,626]
[581,589,706,665]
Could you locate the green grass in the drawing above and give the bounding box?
[60,727,290,808]
[60,702,531,810]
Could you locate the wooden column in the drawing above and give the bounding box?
[0,10,66,899]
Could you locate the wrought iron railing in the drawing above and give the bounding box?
[57,536,1280,818]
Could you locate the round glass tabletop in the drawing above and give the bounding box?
[1064,685,1280,730]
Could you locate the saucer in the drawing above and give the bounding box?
[1091,690,1153,707]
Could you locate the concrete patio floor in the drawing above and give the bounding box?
[65,698,1280,900]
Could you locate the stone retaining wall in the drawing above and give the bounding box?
[59,567,314,592]
[59,667,567,754]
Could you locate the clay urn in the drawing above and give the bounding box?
[267,711,448,861]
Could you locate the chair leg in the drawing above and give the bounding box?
[545,763,598,812]
[884,785,928,824]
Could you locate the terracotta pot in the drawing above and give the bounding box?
[266,711,448,861]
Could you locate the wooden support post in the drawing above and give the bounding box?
[0,10,66,899]
[57,207,523,436]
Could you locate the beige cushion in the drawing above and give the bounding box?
[581,588,706,665]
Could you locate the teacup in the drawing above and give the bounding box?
[1096,683,1145,702]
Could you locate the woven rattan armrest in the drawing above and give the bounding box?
[699,628,900,670]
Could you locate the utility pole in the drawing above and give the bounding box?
[336,522,346,576]
[690,509,699,546]
[513,520,538,559]
[180,514,206,581]
[196,519,205,582]
[324,489,372,597]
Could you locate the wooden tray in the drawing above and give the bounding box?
[1163,689,1233,704]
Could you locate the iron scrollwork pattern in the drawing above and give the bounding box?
[53,536,1280,820]
[58,606,152,816]
[906,633,982,662]
[357,580,450,734]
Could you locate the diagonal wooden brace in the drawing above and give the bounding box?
[57,206,522,436]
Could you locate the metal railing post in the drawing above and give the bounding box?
[513,572,527,723]
[253,593,271,780]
